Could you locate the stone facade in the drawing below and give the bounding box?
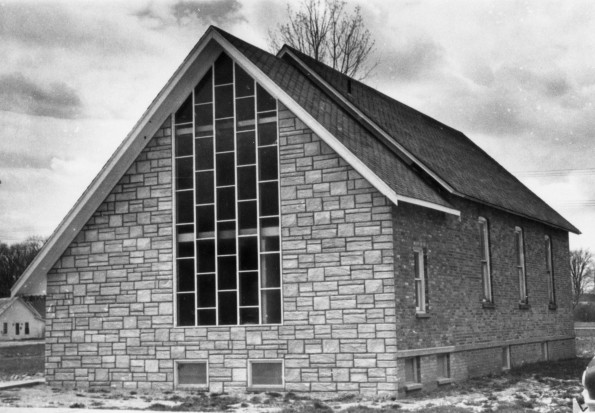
[45,101,575,394]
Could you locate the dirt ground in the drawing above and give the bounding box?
[0,357,590,413]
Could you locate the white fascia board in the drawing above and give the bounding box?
[11,31,224,297]
[278,47,458,196]
[216,33,459,217]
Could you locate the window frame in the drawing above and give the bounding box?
[545,235,556,308]
[515,227,528,306]
[24,322,29,335]
[2,322,6,335]
[413,247,428,314]
[436,353,451,382]
[248,359,284,389]
[404,356,421,384]
[172,55,283,327]
[502,346,511,370]
[478,217,493,304]
[174,360,209,389]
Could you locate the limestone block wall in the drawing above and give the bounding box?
[45,104,398,395]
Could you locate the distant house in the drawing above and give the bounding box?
[12,26,578,395]
[0,297,44,341]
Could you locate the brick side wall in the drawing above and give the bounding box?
[393,199,574,387]
[46,104,398,395]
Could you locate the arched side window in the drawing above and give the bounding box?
[478,217,493,303]
[545,235,556,307]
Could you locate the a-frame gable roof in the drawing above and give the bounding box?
[0,297,44,321]
[11,26,457,296]
[278,46,579,234]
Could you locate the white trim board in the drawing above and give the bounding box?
[12,26,459,296]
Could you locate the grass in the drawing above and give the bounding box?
[0,343,44,380]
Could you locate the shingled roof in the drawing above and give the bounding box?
[273,44,579,234]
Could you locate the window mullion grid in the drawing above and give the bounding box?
[231,62,242,326]
[211,63,219,327]
[253,76,262,326]
[192,87,198,326]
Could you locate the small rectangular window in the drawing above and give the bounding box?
[437,354,450,378]
[515,227,527,304]
[25,322,29,335]
[2,323,6,334]
[545,236,556,306]
[176,361,208,388]
[413,248,428,313]
[15,323,20,336]
[541,342,549,361]
[478,217,493,303]
[249,360,283,388]
[405,357,421,383]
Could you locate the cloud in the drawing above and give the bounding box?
[133,0,245,29]
[379,37,444,81]
[0,73,83,119]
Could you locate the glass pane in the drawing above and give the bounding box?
[261,253,280,288]
[177,259,194,292]
[240,272,259,306]
[260,217,279,252]
[239,236,258,271]
[197,239,215,273]
[217,187,236,220]
[177,224,193,236]
[176,157,193,190]
[195,103,213,137]
[195,68,213,104]
[176,191,194,223]
[238,201,257,236]
[258,119,277,146]
[175,133,193,157]
[413,251,420,278]
[177,241,193,258]
[238,166,256,200]
[218,292,237,325]
[259,146,278,181]
[197,309,216,326]
[235,64,254,97]
[259,182,279,216]
[196,205,214,239]
[195,171,214,204]
[216,153,235,186]
[195,138,213,171]
[215,118,234,152]
[217,221,236,255]
[197,274,216,308]
[257,84,276,112]
[214,53,233,85]
[177,293,195,326]
[218,256,237,290]
[236,97,255,131]
[415,280,421,308]
[215,85,233,119]
[261,290,281,324]
[240,308,259,325]
[175,94,193,124]
[252,362,282,385]
[237,131,256,165]
[178,362,207,385]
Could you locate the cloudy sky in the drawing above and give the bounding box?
[0,0,594,252]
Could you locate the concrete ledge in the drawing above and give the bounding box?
[0,378,45,390]
[397,335,574,358]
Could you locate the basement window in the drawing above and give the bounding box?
[502,346,511,370]
[176,361,208,388]
[249,360,283,389]
[404,357,422,391]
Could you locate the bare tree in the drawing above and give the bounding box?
[570,248,594,309]
[269,0,377,79]
[0,236,44,297]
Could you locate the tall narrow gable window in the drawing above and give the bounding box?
[515,227,528,305]
[545,235,556,307]
[478,217,493,303]
[174,53,282,326]
[413,247,428,314]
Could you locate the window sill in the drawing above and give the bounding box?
[404,383,422,392]
[416,313,431,319]
[481,301,495,309]
[437,378,453,386]
[548,302,558,311]
[518,302,531,310]
[176,385,209,391]
[247,386,284,393]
